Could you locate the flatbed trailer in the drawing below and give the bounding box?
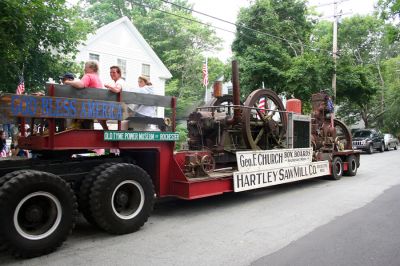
[0,62,360,258]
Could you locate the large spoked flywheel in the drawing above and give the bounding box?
[242,89,287,150]
[334,119,352,150]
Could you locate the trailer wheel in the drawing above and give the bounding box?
[331,157,343,180]
[78,163,116,226]
[0,170,77,258]
[89,163,155,234]
[345,155,357,176]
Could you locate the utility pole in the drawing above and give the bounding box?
[332,1,338,102]
[325,0,350,102]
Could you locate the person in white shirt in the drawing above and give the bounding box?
[124,75,156,118]
[133,75,156,117]
[104,66,125,93]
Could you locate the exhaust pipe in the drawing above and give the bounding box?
[231,60,241,124]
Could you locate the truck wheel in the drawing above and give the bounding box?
[78,163,116,226]
[89,163,155,235]
[367,144,374,154]
[0,170,77,258]
[395,145,398,150]
[379,142,384,152]
[331,157,343,180]
[345,155,357,176]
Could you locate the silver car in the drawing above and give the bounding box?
[384,133,399,151]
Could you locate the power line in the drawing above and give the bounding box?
[130,0,235,34]
[159,0,333,54]
[130,0,332,55]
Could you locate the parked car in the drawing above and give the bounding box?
[352,129,385,154]
[383,133,399,151]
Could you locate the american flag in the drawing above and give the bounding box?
[202,59,208,87]
[327,97,335,127]
[16,76,25,95]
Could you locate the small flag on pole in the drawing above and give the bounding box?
[327,97,335,128]
[16,76,25,95]
[202,58,208,87]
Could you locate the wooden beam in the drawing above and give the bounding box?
[47,83,173,108]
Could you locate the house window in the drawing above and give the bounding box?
[142,64,150,77]
[117,58,127,79]
[89,53,99,62]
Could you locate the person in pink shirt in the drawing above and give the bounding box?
[64,61,108,129]
[64,60,103,89]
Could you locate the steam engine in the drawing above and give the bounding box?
[183,61,353,176]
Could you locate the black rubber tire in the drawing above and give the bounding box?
[78,163,116,226]
[331,156,343,180]
[0,170,77,258]
[345,155,357,176]
[0,170,31,188]
[89,163,155,235]
[379,142,385,152]
[0,170,31,253]
[367,144,374,154]
[395,145,398,150]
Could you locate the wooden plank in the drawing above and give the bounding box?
[0,93,125,120]
[47,83,173,108]
[121,91,172,108]
[48,84,118,102]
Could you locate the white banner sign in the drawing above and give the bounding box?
[236,148,313,172]
[233,161,330,192]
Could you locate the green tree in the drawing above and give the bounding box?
[0,0,92,92]
[335,15,395,128]
[381,56,400,135]
[232,0,332,102]
[378,0,400,40]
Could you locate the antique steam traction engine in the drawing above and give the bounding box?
[185,61,357,178]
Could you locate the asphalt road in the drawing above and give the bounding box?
[1,148,399,265]
[253,173,400,266]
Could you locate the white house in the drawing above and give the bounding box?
[75,16,172,116]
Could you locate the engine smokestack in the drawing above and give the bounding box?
[231,60,241,124]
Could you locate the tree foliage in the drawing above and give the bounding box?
[232,0,332,102]
[336,15,399,128]
[0,0,92,92]
[381,56,400,134]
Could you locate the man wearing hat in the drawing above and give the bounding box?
[59,72,75,84]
